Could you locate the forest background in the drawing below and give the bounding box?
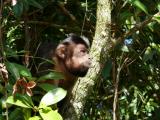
[0,0,160,120]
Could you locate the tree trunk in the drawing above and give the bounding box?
[62,0,112,119]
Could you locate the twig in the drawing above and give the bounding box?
[113,57,128,120]
[58,2,76,21]
[25,20,92,33]
[116,12,160,46]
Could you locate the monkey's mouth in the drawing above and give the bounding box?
[84,61,92,68]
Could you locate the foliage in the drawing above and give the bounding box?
[83,0,160,120]
[0,0,96,119]
[1,61,66,119]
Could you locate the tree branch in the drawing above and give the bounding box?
[116,12,160,45]
[61,0,111,119]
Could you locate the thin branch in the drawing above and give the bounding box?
[58,2,76,21]
[25,20,92,34]
[115,12,160,46]
[113,58,128,120]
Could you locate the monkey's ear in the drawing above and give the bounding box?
[55,44,66,59]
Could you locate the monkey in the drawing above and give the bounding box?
[54,34,91,90]
[36,33,91,91]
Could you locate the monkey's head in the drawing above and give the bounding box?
[55,34,91,77]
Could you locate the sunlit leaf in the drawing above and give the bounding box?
[121,45,129,52]
[39,88,67,108]
[29,116,42,120]
[157,3,160,11]
[39,107,62,120]
[6,94,34,108]
[23,109,32,120]
[153,16,160,23]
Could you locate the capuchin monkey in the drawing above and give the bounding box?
[36,33,91,91]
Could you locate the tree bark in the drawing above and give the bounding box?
[62,0,112,119]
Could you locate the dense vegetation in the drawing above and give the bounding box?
[0,0,160,120]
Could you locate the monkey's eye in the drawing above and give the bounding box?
[80,49,88,55]
[80,49,86,53]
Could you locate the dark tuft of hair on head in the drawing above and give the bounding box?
[63,33,90,48]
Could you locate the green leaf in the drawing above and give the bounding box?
[120,11,133,23]
[38,83,57,92]
[0,115,3,120]
[5,62,20,80]
[28,0,43,9]
[39,88,67,108]
[14,63,32,77]
[23,109,32,120]
[129,0,148,14]
[5,62,32,80]
[9,108,24,120]
[121,45,129,52]
[6,94,34,108]
[153,16,160,23]
[29,116,42,120]
[39,107,62,120]
[157,3,160,11]
[13,1,24,18]
[38,72,64,82]
[143,47,154,62]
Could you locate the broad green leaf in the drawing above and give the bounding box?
[13,1,24,18]
[29,116,42,120]
[13,63,32,77]
[6,62,32,79]
[6,94,34,108]
[39,88,67,108]
[129,0,148,14]
[38,72,64,82]
[5,62,20,80]
[39,107,62,120]
[38,83,57,92]
[28,0,43,9]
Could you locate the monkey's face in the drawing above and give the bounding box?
[65,44,91,77]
